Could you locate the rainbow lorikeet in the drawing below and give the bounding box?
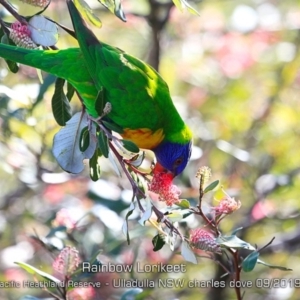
[0,0,192,176]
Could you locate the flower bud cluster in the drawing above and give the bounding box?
[10,22,37,49]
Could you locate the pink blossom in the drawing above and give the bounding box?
[10,21,37,49]
[67,286,95,300]
[148,172,181,206]
[53,246,81,276]
[190,228,221,254]
[213,195,241,216]
[52,208,77,230]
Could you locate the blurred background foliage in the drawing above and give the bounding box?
[1,0,300,299]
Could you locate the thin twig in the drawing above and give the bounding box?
[0,0,27,23]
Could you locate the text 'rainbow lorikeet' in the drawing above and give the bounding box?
[0,0,192,177]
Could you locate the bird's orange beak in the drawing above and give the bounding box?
[153,162,174,179]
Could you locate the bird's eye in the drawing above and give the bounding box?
[174,157,183,166]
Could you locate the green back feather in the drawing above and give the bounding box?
[67,0,191,143]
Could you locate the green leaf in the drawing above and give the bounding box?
[122,201,135,245]
[152,234,165,251]
[204,180,219,193]
[79,126,90,152]
[122,140,140,153]
[95,88,105,116]
[5,59,19,73]
[51,78,72,126]
[98,0,126,22]
[89,148,101,181]
[67,82,75,101]
[102,120,124,134]
[15,262,61,284]
[1,35,19,73]
[176,199,190,209]
[98,130,109,158]
[257,259,292,271]
[89,249,103,265]
[53,112,97,173]
[74,0,102,27]
[167,211,184,222]
[217,235,256,250]
[172,0,199,15]
[181,241,197,264]
[242,251,260,272]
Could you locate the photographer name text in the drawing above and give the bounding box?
[1,278,300,289]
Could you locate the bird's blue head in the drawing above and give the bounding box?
[153,140,192,177]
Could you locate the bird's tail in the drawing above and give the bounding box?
[0,43,100,117]
[0,44,36,67]
[67,0,102,87]
[0,43,79,78]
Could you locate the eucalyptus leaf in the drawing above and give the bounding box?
[122,201,135,244]
[122,140,140,153]
[231,227,243,235]
[152,234,165,251]
[98,130,109,158]
[102,120,124,134]
[242,251,260,272]
[176,199,190,209]
[67,82,75,101]
[204,180,219,193]
[98,0,126,22]
[167,211,184,222]
[79,126,90,152]
[28,15,58,46]
[181,241,197,264]
[139,199,152,226]
[89,148,101,181]
[53,112,97,173]
[108,151,122,177]
[15,261,61,284]
[257,259,292,271]
[51,78,72,126]
[172,0,199,15]
[217,235,256,250]
[74,0,102,27]
[89,249,103,265]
